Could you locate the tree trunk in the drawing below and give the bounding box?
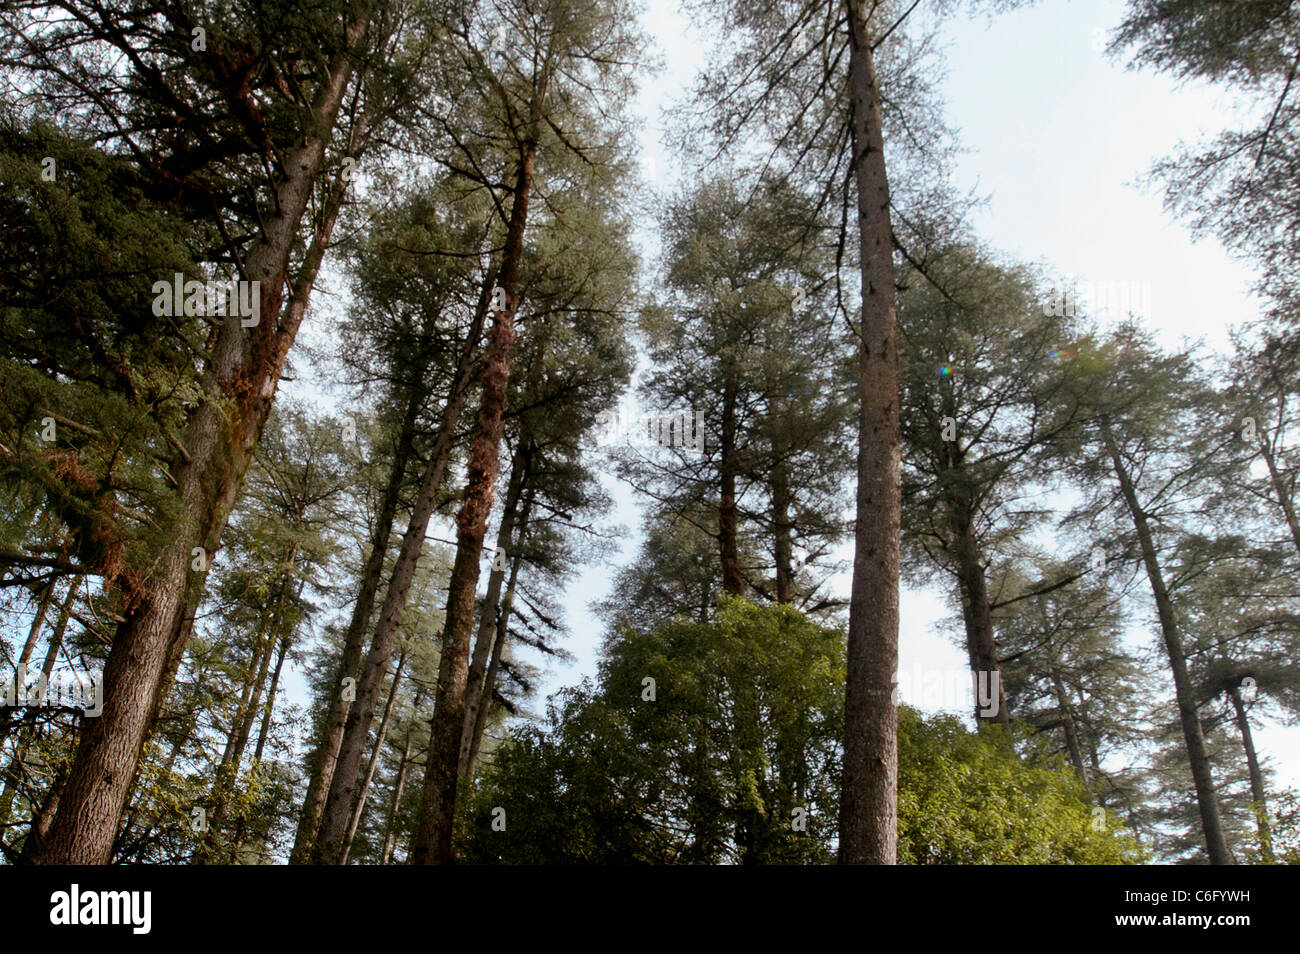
[459,451,529,777]
[291,393,420,863]
[380,685,421,866]
[954,521,1008,726]
[771,461,794,603]
[1051,672,1088,783]
[340,650,405,865]
[225,631,290,864]
[411,141,538,866]
[0,577,81,829]
[839,0,901,866]
[464,541,525,782]
[1228,682,1273,863]
[25,9,371,864]
[0,577,59,752]
[719,378,744,596]
[1260,435,1300,559]
[313,275,492,865]
[251,631,291,771]
[1103,420,1232,864]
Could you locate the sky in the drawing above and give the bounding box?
[534,0,1300,796]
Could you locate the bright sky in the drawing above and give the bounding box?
[539,0,1300,802]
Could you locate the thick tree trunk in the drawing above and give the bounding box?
[340,651,405,865]
[411,142,537,866]
[1228,682,1273,862]
[1103,421,1232,864]
[291,394,420,863]
[313,278,492,865]
[719,379,744,596]
[839,0,901,866]
[25,10,371,865]
[459,450,529,776]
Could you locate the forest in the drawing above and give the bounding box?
[0,0,1297,868]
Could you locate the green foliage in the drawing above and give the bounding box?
[463,599,1143,864]
[898,710,1144,865]
[0,115,203,579]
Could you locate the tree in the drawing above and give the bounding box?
[625,172,852,610]
[462,599,1142,864]
[898,243,1082,725]
[409,0,646,865]
[1056,326,1237,864]
[1115,0,1300,308]
[1,0,408,864]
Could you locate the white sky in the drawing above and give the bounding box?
[538,0,1300,801]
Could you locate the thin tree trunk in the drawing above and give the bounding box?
[719,379,744,596]
[0,577,81,829]
[380,684,423,865]
[1260,435,1300,558]
[251,631,291,771]
[460,453,529,776]
[20,578,56,663]
[1228,682,1273,863]
[839,0,901,866]
[291,394,420,863]
[1103,420,1232,865]
[340,651,405,865]
[411,138,540,866]
[199,560,297,863]
[228,631,291,865]
[771,461,794,603]
[0,577,60,752]
[1051,672,1088,783]
[26,11,371,864]
[197,630,273,863]
[313,276,492,865]
[464,541,525,782]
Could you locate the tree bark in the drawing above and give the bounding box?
[1103,420,1232,864]
[25,7,372,865]
[839,0,901,866]
[411,141,538,866]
